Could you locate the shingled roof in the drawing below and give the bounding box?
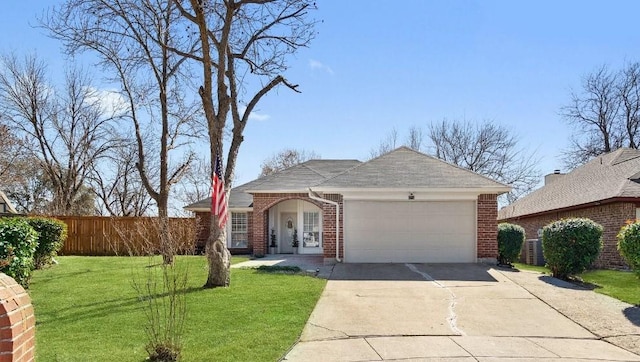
[243,159,362,192]
[184,147,511,212]
[317,147,509,190]
[183,159,361,211]
[498,148,640,220]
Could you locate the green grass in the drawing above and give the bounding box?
[230,255,250,264]
[512,262,640,305]
[512,262,550,274]
[29,256,325,361]
[579,269,640,305]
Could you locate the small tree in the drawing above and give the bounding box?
[497,223,525,266]
[112,218,194,362]
[542,218,603,279]
[617,221,640,277]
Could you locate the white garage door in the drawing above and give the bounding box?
[344,200,476,263]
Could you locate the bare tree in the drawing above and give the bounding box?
[370,126,424,159]
[90,142,154,216]
[618,62,640,149]
[3,159,53,214]
[428,119,540,204]
[174,0,317,287]
[0,123,25,185]
[172,157,212,214]
[44,0,204,261]
[406,125,423,152]
[561,65,623,168]
[260,148,320,177]
[0,54,118,215]
[369,128,399,158]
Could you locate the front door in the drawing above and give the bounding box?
[280,212,296,254]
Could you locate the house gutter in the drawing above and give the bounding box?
[308,188,342,263]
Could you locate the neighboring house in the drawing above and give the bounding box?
[185,147,510,264]
[0,190,18,215]
[499,148,640,269]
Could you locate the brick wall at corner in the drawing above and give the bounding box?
[477,194,498,259]
[0,273,35,362]
[501,202,634,268]
[319,194,343,260]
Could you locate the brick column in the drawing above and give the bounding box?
[0,273,35,362]
[477,194,498,263]
[321,194,343,264]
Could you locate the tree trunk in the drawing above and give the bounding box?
[203,215,231,288]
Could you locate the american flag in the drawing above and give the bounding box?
[211,154,228,228]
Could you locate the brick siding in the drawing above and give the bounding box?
[251,194,327,257]
[500,201,635,268]
[0,273,35,362]
[197,192,500,263]
[319,194,343,260]
[477,194,499,260]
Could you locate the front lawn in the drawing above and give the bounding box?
[512,262,639,305]
[29,256,325,361]
[580,269,640,305]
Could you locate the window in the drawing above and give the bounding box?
[231,212,248,248]
[303,212,320,248]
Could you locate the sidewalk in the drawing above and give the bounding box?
[232,254,334,279]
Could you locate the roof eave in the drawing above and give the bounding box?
[245,188,311,194]
[312,186,512,194]
[184,206,253,212]
[498,196,640,220]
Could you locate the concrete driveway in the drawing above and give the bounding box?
[283,263,640,361]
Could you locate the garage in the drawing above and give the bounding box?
[343,200,476,263]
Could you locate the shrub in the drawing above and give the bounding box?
[0,218,38,287]
[26,217,67,269]
[497,223,525,265]
[617,221,640,277]
[542,218,603,279]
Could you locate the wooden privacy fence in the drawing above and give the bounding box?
[54,216,198,256]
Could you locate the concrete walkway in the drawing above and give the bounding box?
[232,254,334,279]
[283,264,640,361]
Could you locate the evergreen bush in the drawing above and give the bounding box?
[542,218,603,279]
[497,223,525,265]
[0,218,38,286]
[617,221,640,277]
[26,217,67,269]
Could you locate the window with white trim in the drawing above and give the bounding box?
[231,212,248,248]
[303,211,320,248]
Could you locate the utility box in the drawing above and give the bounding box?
[524,238,545,266]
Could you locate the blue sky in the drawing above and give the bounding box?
[3,1,640,187]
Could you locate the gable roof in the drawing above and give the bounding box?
[243,159,362,192]
[184,147,511,212]
[316,147,509,191]
[499,148,640,220]
[183,159,362,211]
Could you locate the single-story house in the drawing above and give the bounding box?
[0,190,17,215]
[185,147,510,264]
[498,147,640,269]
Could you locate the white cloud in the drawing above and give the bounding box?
[87,87,129,116]
[248,111,270,122]
[309,59,334,75]
[239,105,270,122]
